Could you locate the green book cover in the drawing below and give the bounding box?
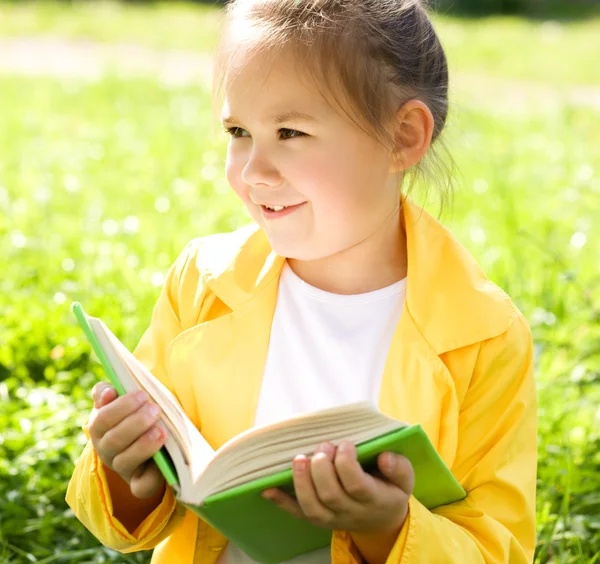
[185,425,466,563]
[71,302,179,487]
[71,301,466,564]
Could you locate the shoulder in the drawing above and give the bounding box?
[480,300,533,364]
[404,200,527,353]
[438,285,534,410]
[175,223,261,281]
[162,224,264,328]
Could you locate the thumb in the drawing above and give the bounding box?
[92,383,116,409]
[377,453,415,495]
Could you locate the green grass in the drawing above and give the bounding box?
[1,1,599,85]
[440,16,600,86]
[0,1,224,52]
[0,2,599,563]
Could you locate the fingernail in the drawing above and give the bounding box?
[384,453,396,471]
[136,390,148,404]
[318,442,335,456]
[293,457,308,472]
[150,427,162,440]
[101,387,113,402]
[147,403,161,418]
[339,441,353,454]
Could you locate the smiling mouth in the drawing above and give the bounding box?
[259,202,306,219]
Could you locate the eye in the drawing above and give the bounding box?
[223,127,307,140]
[224,126,249,139]
[279,128,306,140]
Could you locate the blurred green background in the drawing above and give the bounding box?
[0,1,598,563]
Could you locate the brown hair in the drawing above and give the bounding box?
[212,0,456,212]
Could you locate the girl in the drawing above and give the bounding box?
[66,0,537,563]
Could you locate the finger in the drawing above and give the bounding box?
[129,460,167,499]
[334,442,378,503]
[92,383,116,408]
[293,455,336,525]
[311,443,355,513]
[89,389,149,440]
[261,488,305,520]
[111,422,167,483]
[99,386,117,407]
[377,453,415,495]
[99,401,163,460]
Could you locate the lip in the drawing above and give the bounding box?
[259,202,306,219]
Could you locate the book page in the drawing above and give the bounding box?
[89,317,215,490]
[85,316,406,506]
[192,402,406,504]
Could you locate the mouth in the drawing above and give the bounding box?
[259,202,306,219]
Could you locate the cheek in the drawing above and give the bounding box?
[306,150,393,241]
[296,152,345,201]
[306,154,370,213]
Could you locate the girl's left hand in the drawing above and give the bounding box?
[261,441,415,535]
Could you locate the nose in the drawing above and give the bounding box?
[241,145,282,188]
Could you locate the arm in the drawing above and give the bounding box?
[65,241,199,552]
[65,422,181,552]
[102,459,167,533]
[333,308,538,563]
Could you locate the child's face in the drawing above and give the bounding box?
[222,50,400,261]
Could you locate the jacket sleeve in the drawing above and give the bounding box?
[331,308,538,563]
[65,240,203,553]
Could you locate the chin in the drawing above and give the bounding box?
[266,236,323,261]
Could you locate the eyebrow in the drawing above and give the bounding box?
[221,111,317,126]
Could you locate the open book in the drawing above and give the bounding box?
[72,302,466,563]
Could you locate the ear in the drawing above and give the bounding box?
[388,100,435,174]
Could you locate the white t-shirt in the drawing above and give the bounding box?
[218,262,407,564]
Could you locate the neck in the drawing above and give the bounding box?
[287,207,407,295]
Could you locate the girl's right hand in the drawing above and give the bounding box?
[89,383,167,499]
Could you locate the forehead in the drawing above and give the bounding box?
[221,50,332,122]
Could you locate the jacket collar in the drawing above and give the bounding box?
[200,198,512,355]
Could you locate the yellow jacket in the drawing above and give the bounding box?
[66,198,537,563]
